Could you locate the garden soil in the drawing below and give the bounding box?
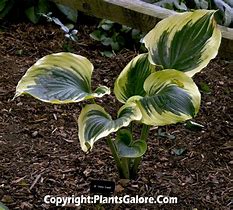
[0,22,232,210]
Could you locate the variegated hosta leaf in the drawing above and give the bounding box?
[114,53,156,103]
[115,129,147,158]
[116,129,133,145]
[143,10,221,77]
[128,69,201,126]
[116,139,147,158]
[0,201,9,210]
[15,52,110,104]
[78,103,142,152]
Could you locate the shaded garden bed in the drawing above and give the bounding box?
[0,21,232,209]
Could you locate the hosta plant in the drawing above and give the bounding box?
[15,10,221,179]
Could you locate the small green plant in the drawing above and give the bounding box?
[90,19,144,57]
[41,12,78,53]
[41,12,78,42]
[199,81,211,93]
[14,10,221,179]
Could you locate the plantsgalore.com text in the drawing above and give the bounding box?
[44,195,178,206]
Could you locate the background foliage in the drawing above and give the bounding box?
[90,20,145,57]
[0,0,77,23]
[143,0,233,27]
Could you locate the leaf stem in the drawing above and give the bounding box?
[140,124,151,142]
[130,124,150,178]
[106,137,129,179]
[130,122,133,134]
[121,158,130,179]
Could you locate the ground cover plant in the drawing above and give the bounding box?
[90,19,144,57]
[14,10,221,180]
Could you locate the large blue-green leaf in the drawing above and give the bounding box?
[114,53,156,103]
[143,10,221,77]
[214,0,233,26]
[25,6,38,24]
[56,3,78,23]
[78,103,142,152]
[15,53,110,104]
[25,0,48,24]
[128,69,201,126]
